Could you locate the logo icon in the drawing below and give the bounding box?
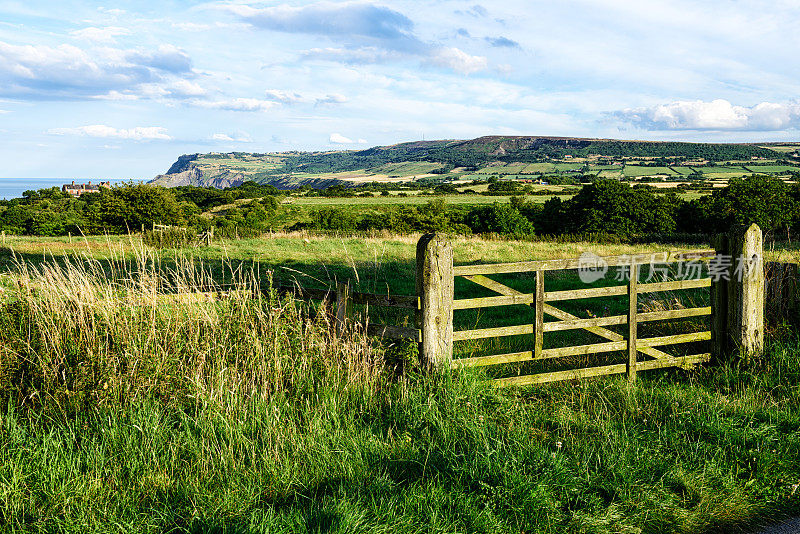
[578,252,608,284]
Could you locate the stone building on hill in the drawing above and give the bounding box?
[62,181,111,197]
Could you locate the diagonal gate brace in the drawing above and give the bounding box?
[461,274,687,367]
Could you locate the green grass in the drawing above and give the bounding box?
[291,194,575,206]
[623,166,678,177]
[1,237,800,531]
[747,165,800,174]
[1,244,800,532]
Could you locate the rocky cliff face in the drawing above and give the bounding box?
[150,166,245,188]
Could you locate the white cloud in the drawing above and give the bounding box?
[211,132,252,142]
[426,47,488,75]
[264,89,303,104]
[329,133,355,144]
[302,46,400,65]
[70,26,131,43]
[316,93,348,105]
[0,109,9,114]
[167,80,207,98]
[92,90,139,101]
[357,138,368,144]
[47,125,172,140]
[0,40,194,100]
[615,99,800,131]
[194,98,278,112]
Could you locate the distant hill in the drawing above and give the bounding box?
[150,136,787,189]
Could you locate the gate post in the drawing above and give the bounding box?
[416,233,454,371]
[725,223,765,361]
[711,233,729,363]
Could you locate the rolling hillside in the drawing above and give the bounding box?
[150,136,797,190]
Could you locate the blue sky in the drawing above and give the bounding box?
[1,0,799,180]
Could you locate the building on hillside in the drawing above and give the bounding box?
[62,181,111,197]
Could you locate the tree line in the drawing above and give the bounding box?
[2,176,798,240]
[307,176,800,239]
[0,182,280,237]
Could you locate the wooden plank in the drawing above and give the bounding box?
[461,274,523,296]
[453,293,533,310]
[543,303,674,361]
[495,363,627,387]
[545,285,627,302]
[451,338,631,367]
[453,324,533,342]
[451,351,533,368]
[540,340,627,358]
[462,274,675,362]
[628,264,639,382]
[638,278,711,293]
[366,324,421,341]
[638,307,711,322]
[351,291,419,309]
[454,250,716,276]
[637,331,711,348]
[542,314,627,332]
[534,270,544,360]
[492,353,710,387]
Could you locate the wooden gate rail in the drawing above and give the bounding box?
[445,246,722,384]
[451,250,716,277]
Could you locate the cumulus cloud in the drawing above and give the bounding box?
[229,2,423,53]
[426,47,488,75]
[615,99,800,131]
[70,26,131,43]
[231,2,487,74]
[0,40,194,100]
[316,93,348,106]
[166,80,206,98]
[194,98,278,112]
[47,124,172,140]
[329,133,355,144]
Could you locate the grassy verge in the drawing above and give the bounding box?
[1,250,799,532]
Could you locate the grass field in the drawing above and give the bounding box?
[290,194,575,206]
[2,234,800,532]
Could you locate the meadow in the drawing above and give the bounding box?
[1,233,800,532]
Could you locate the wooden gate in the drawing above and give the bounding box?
[450,251,715,386]
[414,224,765,386]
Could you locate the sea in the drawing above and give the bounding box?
[0,178,143,200]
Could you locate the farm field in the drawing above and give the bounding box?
[2,233,800,532]
[289,193,574,206]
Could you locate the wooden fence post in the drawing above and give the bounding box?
[727,223,765,361]
[627,263,639,382]
[335,280,351,336]
[534,270,544,360]
[711,232,730,363]
[416,233,454,371]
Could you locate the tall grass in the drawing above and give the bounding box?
[0,246,384,416]
[1,248,799,533]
